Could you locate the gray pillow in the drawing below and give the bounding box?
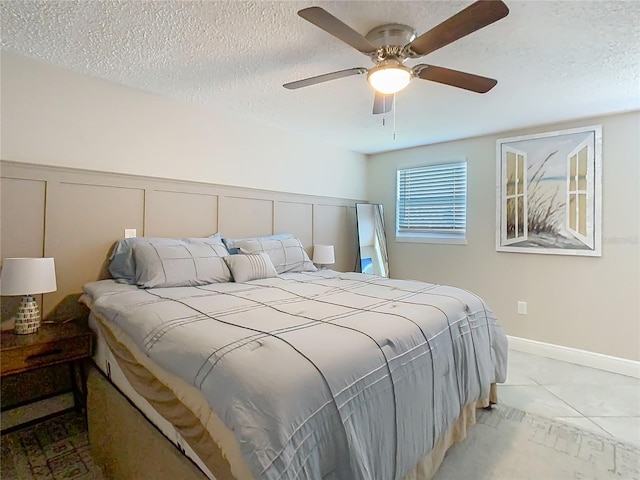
[133,241,231,288]
[224,253,278,283]
[223,233,294,255]
[234,237,316,274]
[109,234,227,284]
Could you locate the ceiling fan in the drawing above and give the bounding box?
[284,1,509,114]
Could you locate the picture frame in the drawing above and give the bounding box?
[496,125,602,256]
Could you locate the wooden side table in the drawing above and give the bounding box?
[0,321,93,434]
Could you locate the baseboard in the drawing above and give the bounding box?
[507,335,640,379]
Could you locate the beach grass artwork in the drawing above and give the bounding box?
[496,125,602,256]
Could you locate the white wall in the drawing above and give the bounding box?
[367,111,640,361]
[0,51,367,200]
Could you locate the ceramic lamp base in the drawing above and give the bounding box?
[14,295,41,335]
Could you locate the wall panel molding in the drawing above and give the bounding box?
[145,190,219,238]
[1,160,364,316]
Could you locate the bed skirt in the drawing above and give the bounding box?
[87,364,497,480]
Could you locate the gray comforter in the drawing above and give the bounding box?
[82,270,507,480]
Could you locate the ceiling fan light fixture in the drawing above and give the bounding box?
[367,65,412,95]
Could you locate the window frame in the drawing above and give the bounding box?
[395,160,468,245]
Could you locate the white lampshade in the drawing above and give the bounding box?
[368,65,412,95]
[0,257,57,296]
[313,245,335,266]
[1,258,57,334]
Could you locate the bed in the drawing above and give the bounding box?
[81,234,508,480]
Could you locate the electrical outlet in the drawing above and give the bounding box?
[124,229,137,238]
[517,301,527,315]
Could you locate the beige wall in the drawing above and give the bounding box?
[0,51,367,200]
[3,51,637,361]
[367,111,640,361]
[0,51,366,320]
[0,161,361,317]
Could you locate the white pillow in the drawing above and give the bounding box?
[133,242,231,288]
[234,237,316,274]
[224,253,278,283]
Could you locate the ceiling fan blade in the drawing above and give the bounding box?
[283,67,367,90]
[298,7,377,54]
[404,0,509,58]
[372,92,393,114]
[415,64,497,93]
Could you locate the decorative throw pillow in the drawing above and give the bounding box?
[133,241,231,288]
[108,234,227,284]
[234,237,317,274]
[224,253,278,283]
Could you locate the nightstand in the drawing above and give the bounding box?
[0,321,93,434]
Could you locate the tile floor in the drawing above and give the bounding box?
[500,349,640,447]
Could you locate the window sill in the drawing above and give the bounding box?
[395,234,467,246]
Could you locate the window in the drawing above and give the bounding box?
[396,161,467,244]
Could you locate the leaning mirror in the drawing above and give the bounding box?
[356,203,389,277]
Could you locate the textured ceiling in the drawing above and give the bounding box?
[1,1,639,154]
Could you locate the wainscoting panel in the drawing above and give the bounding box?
[145,190,218,238]
[218,196,273,239]
[44,181,145,311]
[0,177,47,320]
[0,161,365,317]
[0,177,46,259]
[275,201,313,250]
[313,204,358,272]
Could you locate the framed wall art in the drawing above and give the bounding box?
[496,125,602,256]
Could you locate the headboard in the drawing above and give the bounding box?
[0,160,363,317]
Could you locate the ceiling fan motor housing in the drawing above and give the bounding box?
[365,23,417,63]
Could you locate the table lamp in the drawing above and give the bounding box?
[312,245,335,269]
[0,257,57,334]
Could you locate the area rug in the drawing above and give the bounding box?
[1,412,104,480]
[2,406,638,480]
[434,404,640,480]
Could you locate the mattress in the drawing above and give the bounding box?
[83,270,507,480]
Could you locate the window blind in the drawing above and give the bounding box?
[396,162,467,238]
